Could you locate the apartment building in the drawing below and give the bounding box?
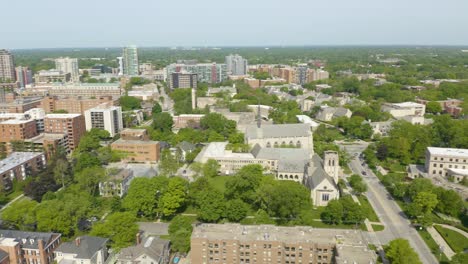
[168,72,198,89]
[225,54,248,76]
[122,45,139,76]
[166,62,227,83]
[41,96,118,114]
[49,83,122,97]
[25,133,69,158]
[111,128,160,162]
[0,96,43,114]
[0,152,46,191]
[0,230,61,264]
[44,114,86,151]
[191,224,376,264]
[55,57,79,82]
[0,49,15,82]
[425,147,468,182]
[84,105,123,137]
[15,66,33,88]
[0,119,38,142]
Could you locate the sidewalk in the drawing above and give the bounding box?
[435,224,468,238]
[427,226,455,259]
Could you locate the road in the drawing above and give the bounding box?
[346,155,438,263]
[156,81,174,114]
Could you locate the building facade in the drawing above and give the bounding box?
[123,45,139,76]
[49,83,122,97]
[111,129,160,162]
[44,114,86,151]
[166,63,227,83]
[55,57,79,82]
[0,152,46,191]
[0,119,38,142]
[381,102,426,118]
[244,123,314,151]
[425,147,468,179]
[0,230,61,264]
[15,66,33,88]
[40,96,118,114]
[225,54,248,76]
[84,105,123,137]
[191,224,376,264]
[0,49,15,82]
[54,236,108,264]
[168,72,198,89]
[34,70,71,83]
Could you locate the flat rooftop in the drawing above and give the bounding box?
[391,102,425,108]
[0,152,43,174]
[25,133,67,144]
[195,142,254,161]
[0,119,33,125]
[112,139,158,145]
[45,113,82,119]
[427,147,468,158]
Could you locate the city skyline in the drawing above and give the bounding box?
[1,0,468,49]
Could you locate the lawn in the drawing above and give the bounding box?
[372,224,385,231]
[434,225,468,253]
[358,196,380,222]
[417,229,450,262]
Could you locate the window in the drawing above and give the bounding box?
[322,194,330,201]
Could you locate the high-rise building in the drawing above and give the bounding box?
[122,46,139,76]
[55,57,79,82]
[84,104,123,137]
[225,54,248,75]
[0,49,15,82]
[168,72,198,89]
[166,63,227,84]
[15,66,33,88]
[44,114,86,151]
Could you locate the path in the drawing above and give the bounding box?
[0,194,24,212]
[427,226,455,259]
[435,224,468,238]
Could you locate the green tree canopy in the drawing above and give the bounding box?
[385,238,422,264]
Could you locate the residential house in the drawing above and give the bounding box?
[54,236,108,264]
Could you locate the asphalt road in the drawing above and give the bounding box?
[348,156,438,264]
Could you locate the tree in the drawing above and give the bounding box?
[120,96,142,111]
[321,199,344,224]
[196,188,225,222]
[451,253,468,264]
[200,113,236,138]
[348,174,367,195]
[159,149,180,176]
[74,166,106,196]
[426,101,442,114]
[341,196,365,224]
[258,181,311,219]
[160,177,188,217]
[224,199,249,222]
[168,215,193,253]
[203,159,220,178]
[385,239,422,264]
[152,102,162,117]
[1,199,38,230]
[90,212,139,250]
[74,152,101,173]
[123,177,168,218]
[435,189,464,217]
[406,178,434,200]
[413,191,438,215]
[225,165,264,204]
[153,112,174,132]
[53,158,71,188]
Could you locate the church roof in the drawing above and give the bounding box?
[245,123,311,139]
[305,154,337,189]
[251,146,311,173]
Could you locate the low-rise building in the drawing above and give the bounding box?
[111,129,160,163]
[117,236,170,264]
[34,70,71,83]
[0,152,46,190]
[0,230,61,264]
[54,236,108,264]
[425,147,468,179]
[381,102,425,118]
[244,123,313,150]
[191,224,376,264]
[99,168,134,198]
[49,83,122,97]
[172,114,204,130]
[316,106,352,122]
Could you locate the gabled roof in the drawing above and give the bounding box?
[0,230,60,249]
[305,154,337,190]
[245,123,311,139]
[252,146,310,173]
[55,236,108,260]
[177,141,196,152]
[118,237,169,262]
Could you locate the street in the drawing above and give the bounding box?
[345,153,438,263]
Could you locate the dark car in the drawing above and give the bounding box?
[362,171,367,175]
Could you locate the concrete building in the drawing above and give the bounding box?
[117,236,170,264]
[123,45,139,76]
[316,106,352,122]
[381,102,425,118]
[15,66,33,88]
[244,123,313,151]
[111,129,160,162]
[84,105,123,137]
[191,224,376,264]
[55,57,79,82]
[0,119,38,142]
[0,49,15,82]
[425,147,468,180]
[207,85,237,97]
[25,133,69,158]
[173,114,204,130]
[0,230,61,264]
[49,83,122,97]
[40,96,118,114]
[35,70,71,83]
[168,72,198,89]
[166,62,227,84]
[225,54,248,75]
[54,236,108,264]
[99,168,134,198]
[0,152,46,191]
[44,114,86,151]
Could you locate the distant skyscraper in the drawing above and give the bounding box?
[15,66,33,88]
[55,57,79,82]
[0,49,16,82]
[116,57,124,76]
[225,54,248,75]
[122,46,139,76]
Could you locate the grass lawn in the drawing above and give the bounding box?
[308,221,367,231]
[372,224,385,231]
[358,196,380,222]
[417,229,450,262]
[309,207,326,219]
[434,225,468,253]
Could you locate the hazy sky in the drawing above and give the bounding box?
[2,0,468,49]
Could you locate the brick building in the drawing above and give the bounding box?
[111,129,160,162]
[44,114,86,151]
[0,119,38,143]
[0,152,46,191]
[40,96,118,114]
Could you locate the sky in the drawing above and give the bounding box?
[1,0,468,49]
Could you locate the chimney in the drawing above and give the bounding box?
[136,232,141,245]
[75,237,81,247]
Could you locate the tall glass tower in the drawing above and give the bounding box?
[122,45,139,76]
